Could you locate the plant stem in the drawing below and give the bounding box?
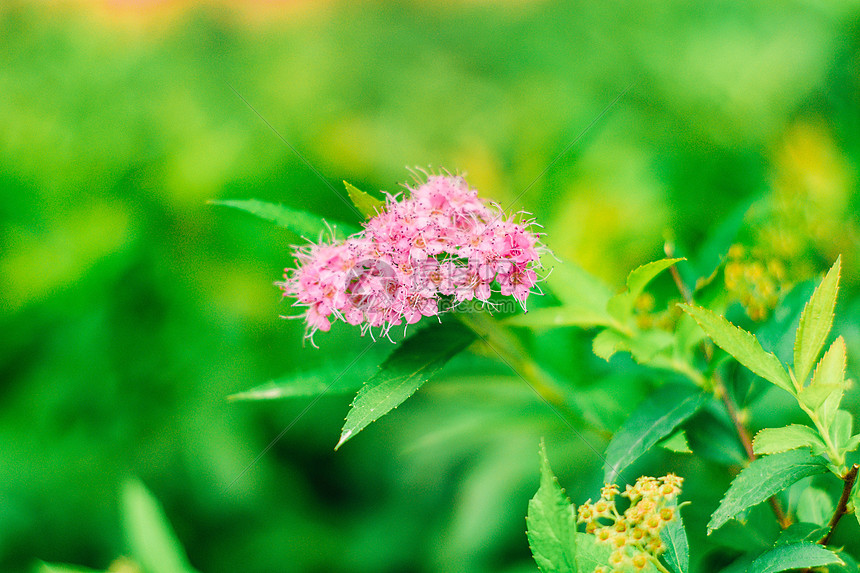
[712,369,791,528]
[821,464,859,546]
[649,555,673,573]
[712,372,755,460]
[663,245,791,528]
[455,313,601,436]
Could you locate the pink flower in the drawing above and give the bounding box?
[280,173,544,343]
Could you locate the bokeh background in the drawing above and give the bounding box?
[2,1,859,572]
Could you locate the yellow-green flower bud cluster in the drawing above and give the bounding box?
[578,474,683,573]
[724,244,786,321]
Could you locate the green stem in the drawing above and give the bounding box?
[799,404,844,468]
[456,312,599,435]
[649,556,673,573]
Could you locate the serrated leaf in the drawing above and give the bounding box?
[344,180,385,218]
[660,430,693,454]
[335,322,475,449]
[800,337,846,420]
[592,328,627,361]
[746,542,842,573]
[661,501,689,573]
[752,425,827,456]
[574,532,612,572]
[527,441,577,573]
[775,523,829,545]
[608,258,684,321]
[794,257,841,385]
[796,487,833,526]
[707,450,828,534]
[209,199,357,237]
[505,305,614,330]
[122,479,197,573]
[679,304,794,394]
[604,384,707,483]
[626,329,676,365]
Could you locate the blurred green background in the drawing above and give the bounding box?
[1,1,859,572]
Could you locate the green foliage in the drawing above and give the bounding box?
[210,199,358,238]
[572,534,612,572]
[508,256,614,329]
[603,384,707,482]
[4,3,860,571]
[752,425,827,456]
[661,501,690,573]
[660,431,693,454]
[607,258,684,322]
[746,542,843,573]
[796,487,833,526]
[36,564,101,573]
[708,450,828,534]
[336,321,476,449]
[122,479,197,573]
[526,442,578,573]
[679,304,794,394]
[793,257,841,385]
[801,337,847,427]
[506,305,615,330]
[774,523,829,545]
[226,359,381,401]
[344,180,385,218]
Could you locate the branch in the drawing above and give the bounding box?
[821,464,859,546]
[664,241,790,528]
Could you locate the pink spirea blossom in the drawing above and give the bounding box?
[280,174,544,343]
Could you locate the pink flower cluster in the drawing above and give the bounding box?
[280,174,543,342]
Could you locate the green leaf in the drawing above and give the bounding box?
[685,200,751,288]
[660,430,693,454]
[707,450,828,534]
[774,523,829,545]
[796,487,833,526]
[679,304,794,394]
[794,257,841,385]
[746,542,842,573]
[830,410,853,452]
[505,305,614,330]
[227,360,381,401]
[527,441,577,573]
[122,478,197,573]
[335,321,475,449]
[661,501,689,573]
[604,384,707,483]
[574,532,611,572]
[845,434,860,453]
[37,564,102,573]
[752,425,827,456]
[592,329,627,361]
[209,199,357,237]
[344,180,385,218]
[800,337,846,424]
[608,258,684,321]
